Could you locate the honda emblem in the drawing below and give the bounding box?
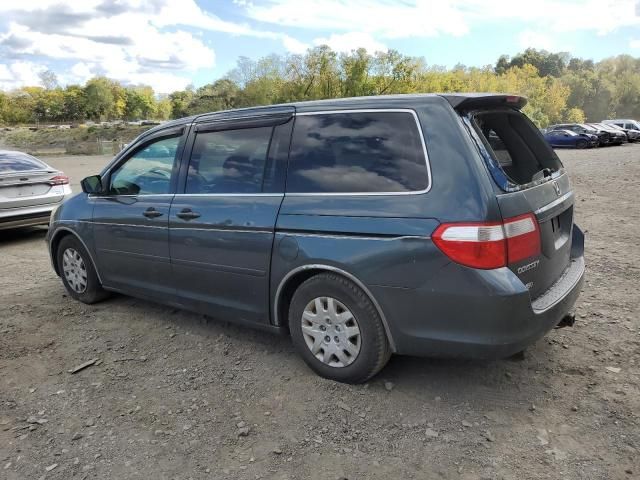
[552,180,560,196]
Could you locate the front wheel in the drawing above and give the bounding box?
[289,273,391,383]
[56,235,109,304]
[576,139,587,149]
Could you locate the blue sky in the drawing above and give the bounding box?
[1,0,639,92]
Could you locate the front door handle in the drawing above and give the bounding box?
[143,207,163,219]
[176,208,201,220]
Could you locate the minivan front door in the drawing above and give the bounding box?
[93,131,184,299]
[169,115,292,325]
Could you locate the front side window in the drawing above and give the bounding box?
[287,111,429,193]
[186,127,273,194]
[109,136,180,195]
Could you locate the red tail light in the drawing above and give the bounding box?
[432,213,540,270]
[48,174,69,186]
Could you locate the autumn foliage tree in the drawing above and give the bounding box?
[1,48,640,127]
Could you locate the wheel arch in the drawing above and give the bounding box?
[49,227,102,284]
[273,264,397,352]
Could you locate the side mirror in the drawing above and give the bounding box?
[81,175,103,194]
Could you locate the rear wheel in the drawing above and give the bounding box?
[56,235,109,304]
[289,273,391,383]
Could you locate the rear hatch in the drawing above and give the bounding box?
[448,95,574,298]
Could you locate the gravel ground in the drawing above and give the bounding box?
[1,146,639,479]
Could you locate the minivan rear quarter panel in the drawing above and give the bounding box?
[272,97,506,347]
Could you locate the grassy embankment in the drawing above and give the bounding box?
[0,125,150,156]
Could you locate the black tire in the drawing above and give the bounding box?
[576,139,587,149]
[56,235,109,304]
[288,272,391,383]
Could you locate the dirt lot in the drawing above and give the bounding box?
[1,146,639,480]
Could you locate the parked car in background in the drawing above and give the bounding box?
[46,93,585,383]
[0,151,72,230]
[588,123,626,145]
[550,123,609,146]
[543,129,598,148]
[602,119,640,133]
[601,121,640,142]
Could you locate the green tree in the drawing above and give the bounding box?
[565,107,586,123]
[499,48,569,78]
[124,86,156,120]
[62,85,87,122]
[84,77,115,120]
[168,87,194,118]
[155,96,172,120]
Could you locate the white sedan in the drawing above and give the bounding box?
[0,150,72,230]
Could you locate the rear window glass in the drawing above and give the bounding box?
[473,110,562,188]
[0,152,48,173]
[287,111,428,193]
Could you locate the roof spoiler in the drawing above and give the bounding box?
[440,94,527,111]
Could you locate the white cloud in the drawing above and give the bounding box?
[245,0,469,39]
[0,0,308,92]
[518,30,555,51]
[243,0,640,39]
[0,61,45,90]
[281,35,309,54]
[313,32,387,53]
[68,62,93,83]
[631,38,640,49]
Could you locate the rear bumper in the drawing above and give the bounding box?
[0,186,72,230]
[372,231,586,359]
[0,202,63,230]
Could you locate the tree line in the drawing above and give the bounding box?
[1,47,639,127]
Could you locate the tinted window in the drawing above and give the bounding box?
[0,152,48,173]
[109,136,180,195]
[287,112,428,193]
[186,127,272,194]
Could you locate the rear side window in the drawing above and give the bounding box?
[186,127,273,194]
[287,111,429,193]
[472,110,562,188]
[0,152,48,173]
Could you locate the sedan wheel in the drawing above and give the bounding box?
[301,296,361,367]
[62,247,88,293]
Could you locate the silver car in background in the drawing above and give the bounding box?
[0,150,72,230]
